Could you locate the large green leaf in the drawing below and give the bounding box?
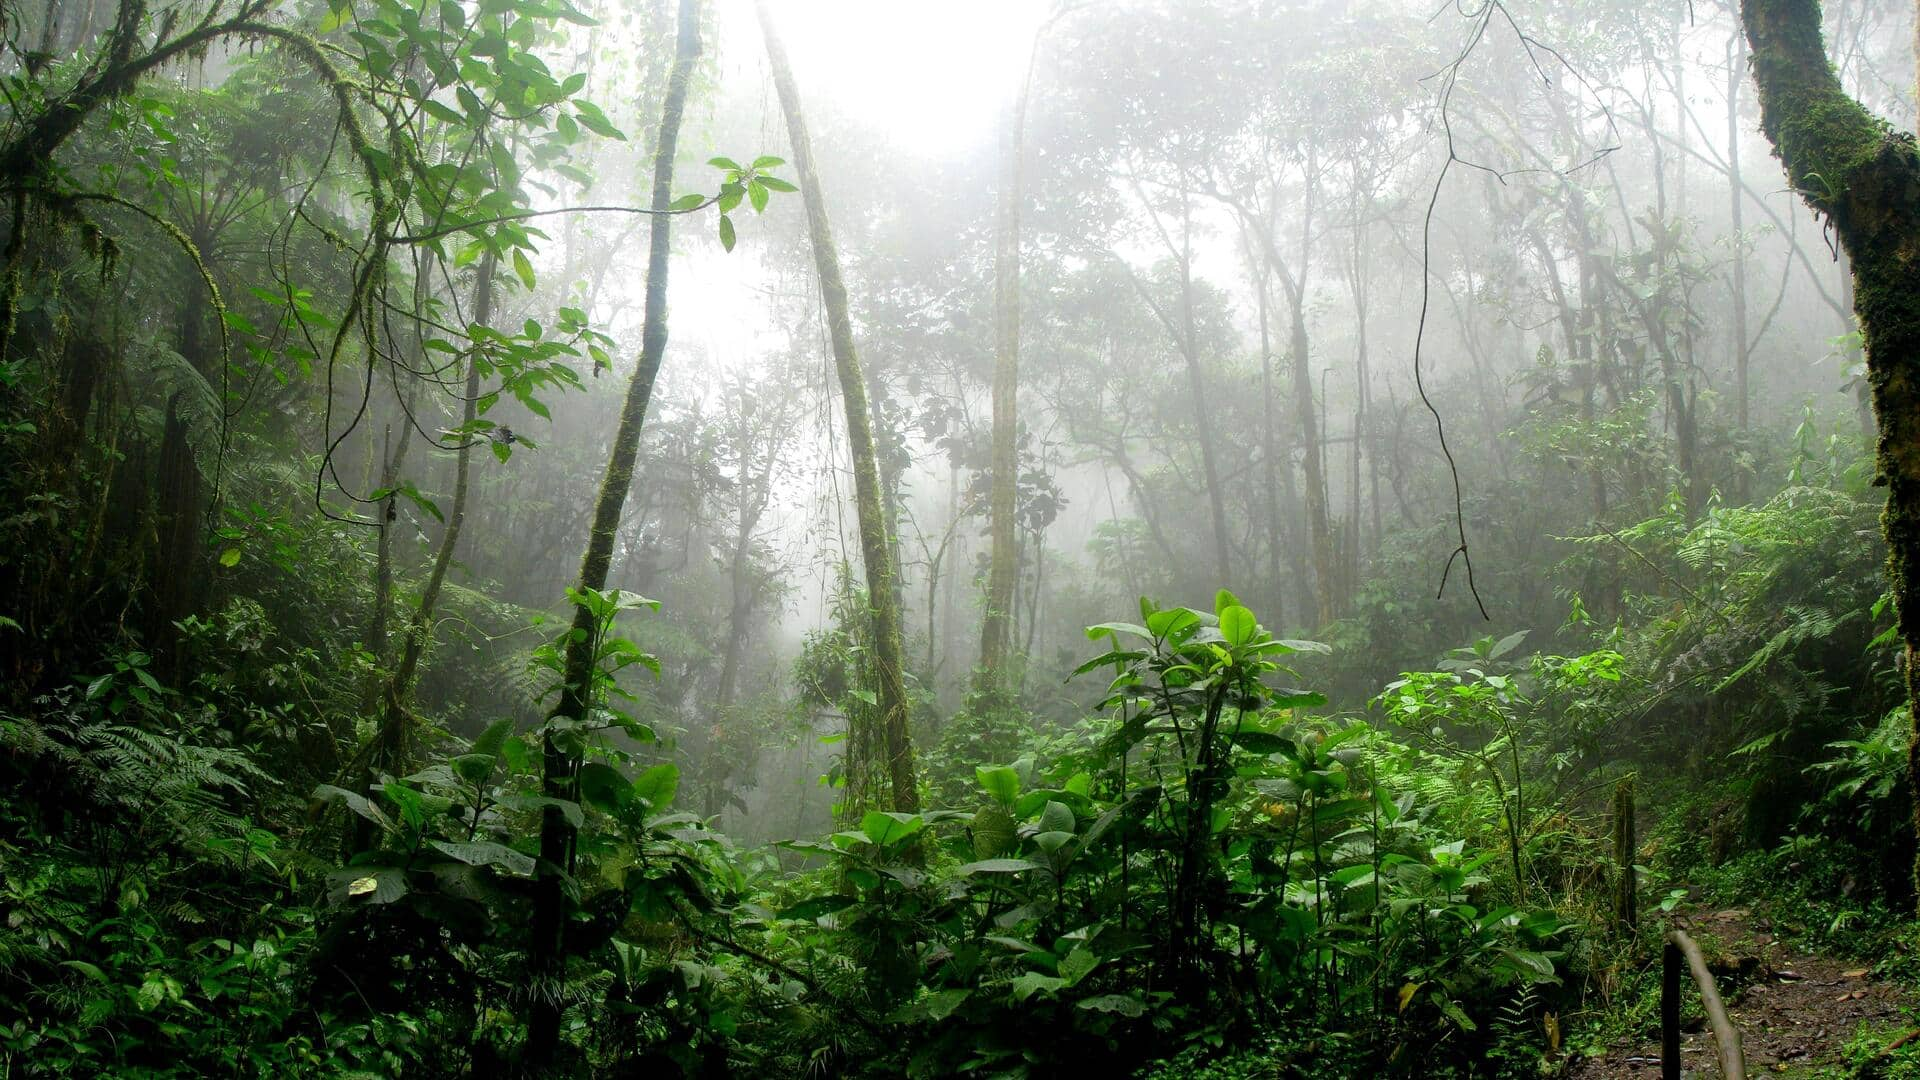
[1077,994,1145,1017]
[329,866,408,905]
[1038,800,1076,835]
[953,858,1044,875]
[429,840,535,877]
[976,764,1020,805]
[632,763,678,811]
[1219,605,1257,648]
[861,810,924,847]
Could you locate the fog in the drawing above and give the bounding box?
[461,0,1912,835]
[6,0,1920,1071]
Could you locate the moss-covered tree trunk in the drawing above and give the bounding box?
[523,1,701,1068]
[1740,0,1920,902]
[758,0,918,814]
[977,60,1031,699]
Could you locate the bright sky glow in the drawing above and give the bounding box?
[722,1,1049,158]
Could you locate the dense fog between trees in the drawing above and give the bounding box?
[4,0,1920,1075]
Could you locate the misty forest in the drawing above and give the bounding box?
[9,0,1920,1076]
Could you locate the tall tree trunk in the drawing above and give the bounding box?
[365,254,495,781]
[1346,167,1371,575]
[716,461,771,709]
[1238,175,1335,625]
[1246,233,1286,626]
[758,0,918,814]
[1179,209,1235,589]
[1287,266,1333,627]
[1740,0,1920,904]
[1729,28,1752,441]
[524,1,700,1067]
[977,43,1033,698]
[148,393,203,675]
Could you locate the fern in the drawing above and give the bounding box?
[1,695,275,863]
[129,337,222,478]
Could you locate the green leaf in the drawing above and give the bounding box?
[757,175,797,192]
[749,155,785,169]
[218,547,241,567]
[1219,604,1257,648]
[632,762,678,811]
[573,101,623,139]
[748,181,769,213]
[1228,730,1292,755]
[1038,800,1075,835]
[471,717,515,759]
[922,988,970,1021]
[780,894,856,921]
[1010,972,1065,1001]
[668,192,705,211]
[976,765,1020,805]
[953,858,1043,875]
[708,156,743,171]
[577,761,629,813]
[1501,948,1558,982]
[312,784,393,832]
[512,248,536,290]
[861,810,925,847]
[499,794,583,828]
[717,214,736,252]
[1077,994,1145,1017]
[328,865,408,905]
[1059,946,1099,986]
[60,960,108,982]
[428,839,535,876]
[1489,629,1530,659]
[971,801,1016,858]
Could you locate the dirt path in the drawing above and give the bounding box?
[1569,908,1914,1078]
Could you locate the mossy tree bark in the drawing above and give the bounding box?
[523,0,701,1067]
[977,60,1033,701]
[758,0,918,814]
[1739,0,1920,903]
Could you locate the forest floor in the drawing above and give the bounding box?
[1569,907,1919,1079]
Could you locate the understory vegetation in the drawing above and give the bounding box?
[4,0,1920,1076]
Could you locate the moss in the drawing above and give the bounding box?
[1744,0,1920,911]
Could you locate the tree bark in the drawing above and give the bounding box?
[758,0,918,814]
[1728,29,1752,439]
[977,46,1033,699]
[1740,0,1920,903]
[366,254,494,780]
[524,0,701,1067]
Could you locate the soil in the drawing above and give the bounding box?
[1568,908,1916,1079]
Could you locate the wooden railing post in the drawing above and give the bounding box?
[1613,775,1637,931]
[1662,937,1681,1080]
[1661,928,1746,1080]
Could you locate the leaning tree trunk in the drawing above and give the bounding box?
[524,0,701,1068]
[758,0,918,814]
[1739,0,1920,902]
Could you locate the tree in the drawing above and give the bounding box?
[757,0,918,814]
[1738,0,1920,898]
[525,0,702,1066]
[976,45,1034,699]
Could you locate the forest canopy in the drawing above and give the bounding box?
[2,0,1919,1076]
